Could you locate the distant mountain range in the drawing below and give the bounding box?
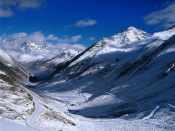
[0,33,85,79]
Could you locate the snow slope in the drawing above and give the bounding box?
[0,48,30,82]
[153,25,175,40]
[0,119,37,131]
[24,48,83,80]
[0,48,35,125]
[68,26,151,67]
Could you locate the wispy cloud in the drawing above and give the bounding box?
[0,32,85,62]
[0,8,13,17]
[46,34,58,41]
[29,31,45,44]
[59,35,82,43]
[144,2,175,28]
[0,32,83,48]
[17,0,45,9]
[27,32,81,44]
[71,35,82,42]
[75,19,97,27]
[0,0,45,17]
[66,19,97,29]
[89,37,96,41]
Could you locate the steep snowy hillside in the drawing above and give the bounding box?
[0,48,30,82]
[0,48,34,125]
[52,26,151,75]
[69,26,150,67]
[0,49,76,131]
[23,48,82,80]
[30,26,175,130]
[153,25,175,40]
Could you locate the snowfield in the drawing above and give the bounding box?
[0,119,37,131]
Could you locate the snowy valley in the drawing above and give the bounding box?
[0,26,175,131]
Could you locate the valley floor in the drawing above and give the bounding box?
[8,82,172,131]
[2,83,175,131]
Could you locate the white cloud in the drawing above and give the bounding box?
[0,32,81,45]
[17,0,44,9]
[74,19,97,27]
[29,31,45,44]
[0,32,85,63]
[46,34,58,41]
[19,53,44,62]
[0,0,16,7]
[0,0,45,17]
[59,35,82,43]
[144,2,175,28]
[0,8,13,17]
[71,35,82,42]
[72,44,86,50]
[89,37,96,41]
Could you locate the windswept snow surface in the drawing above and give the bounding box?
[153,27,175,40]
[23,91,167,131]
[0,119,37,131]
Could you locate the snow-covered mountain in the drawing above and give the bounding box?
[1,26,175,131]
[67,26,151,67]
[109,26,150,43]
[0,33,85,62]
[0,33,85,79]
[0,48,75,131]
[24,49,83,80]
[27,26,175,130]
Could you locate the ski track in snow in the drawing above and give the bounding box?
[27,98,48,131]
[142,106,159,120]
[69,83,87,101]
[168,104,175,109]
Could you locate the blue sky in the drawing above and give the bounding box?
[0,0,175,46]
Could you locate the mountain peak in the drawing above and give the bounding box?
[126,26,138,30]
[109,26,150,44]
[124,26,146,33]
